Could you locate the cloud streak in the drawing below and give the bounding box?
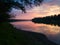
[11,0,60,19]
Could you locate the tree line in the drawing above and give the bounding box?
[32,14,60,26]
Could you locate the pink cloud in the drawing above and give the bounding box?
[10,0,60,19]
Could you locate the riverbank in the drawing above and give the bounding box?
[0,22,58,45]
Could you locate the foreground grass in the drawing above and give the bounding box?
[0,22,57,45]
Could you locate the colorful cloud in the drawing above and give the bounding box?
[10,0,60,19]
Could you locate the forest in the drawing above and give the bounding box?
[32,14,60,26]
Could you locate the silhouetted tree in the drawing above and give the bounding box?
[32,14,60,26]
[0,0,43,22]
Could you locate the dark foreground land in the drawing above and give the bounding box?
[0,22,58,45]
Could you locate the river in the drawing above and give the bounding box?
[11,21,60,45]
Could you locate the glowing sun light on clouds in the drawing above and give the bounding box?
[11,0,60,19]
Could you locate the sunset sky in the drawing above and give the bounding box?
[10,0,60,19]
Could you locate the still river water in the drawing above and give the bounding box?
[11,21,60,45]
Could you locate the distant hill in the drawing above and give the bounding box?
[8,19,31,22]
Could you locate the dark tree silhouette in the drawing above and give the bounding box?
[0,0,43,22]
[32,14,60,26]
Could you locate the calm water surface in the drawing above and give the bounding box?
[11,21,60,45]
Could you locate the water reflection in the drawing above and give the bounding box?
[11,21,60,45]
